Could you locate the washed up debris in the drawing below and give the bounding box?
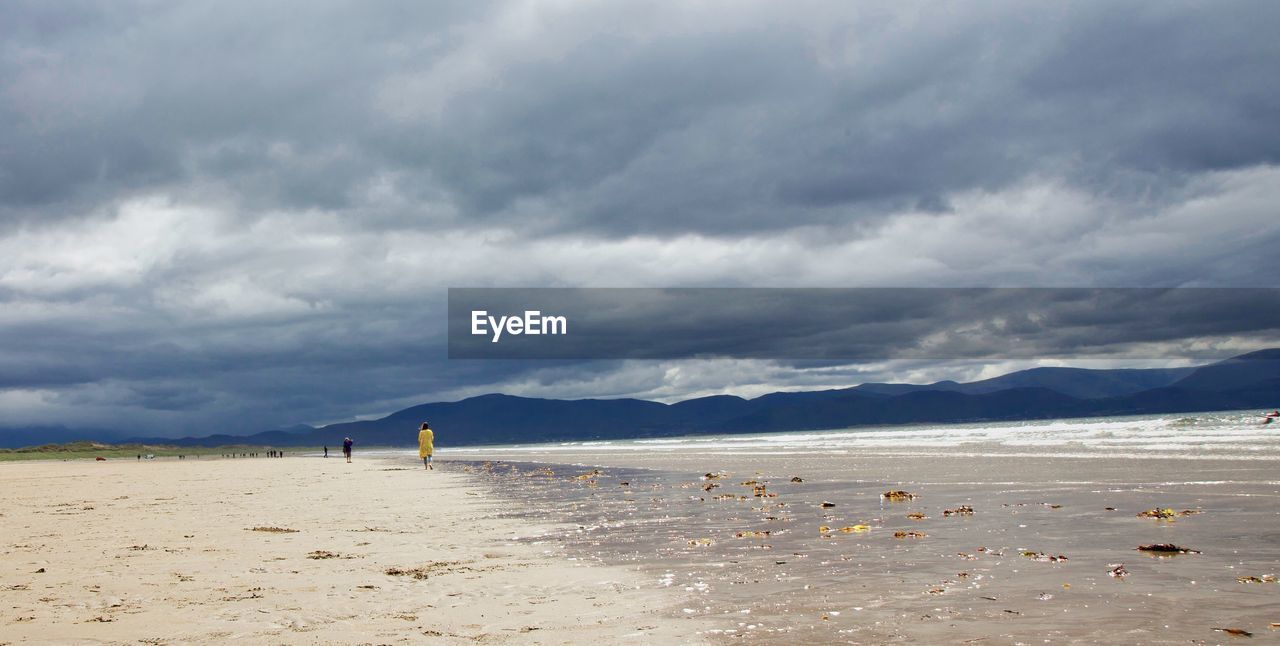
[790,477,804,483]
[575,469,603,481]
[1108,564,1129,579]
[882,490,917,502]
[385,561,471,580]
[1021,551,1068,563]
[1214,627,1253,637]
[1237,574,1277,584]
[735,530,771,538]
[894,531,926,539]
[704,472,726,480]
[740,479,759,486]
[307,551,340,559]
[819,524,869,535]
[754,485,776,498]
[820,501,836,508]
[943,506,975,517]
[906,512,928,520]
[703,483,719,492]
[688,538,714,547]
[1104,507,1117,511]
[1137,508,1200,519]
[249,526,298,533]
[1042,503,1062,509]
[1136,543,1200,554]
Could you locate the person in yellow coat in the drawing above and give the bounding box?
[418,422,435,470]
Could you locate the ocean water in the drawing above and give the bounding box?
[437,409,1280,461]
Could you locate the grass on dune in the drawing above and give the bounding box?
[0,441,315,462]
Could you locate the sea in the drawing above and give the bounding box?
[433,409,1280,462]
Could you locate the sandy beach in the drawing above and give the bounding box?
[0,457,696,645]
[5,412,1280,645]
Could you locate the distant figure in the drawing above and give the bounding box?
[137,454,141,461]
[324,445,328,458]
[343,437,353,463]
[418,422,434,470]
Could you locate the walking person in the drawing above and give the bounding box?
[342,437,353,463]
[323,445,328,458]
[418,422,434,470]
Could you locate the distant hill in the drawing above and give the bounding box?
[854,366,1195,399]
[90,348,1280,450]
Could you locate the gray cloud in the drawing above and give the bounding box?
[1,1,1279,436]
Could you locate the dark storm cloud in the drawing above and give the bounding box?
[4,2,1278,234]
[2,1,1279,436]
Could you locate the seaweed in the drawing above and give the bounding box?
[1136,543,1199,554]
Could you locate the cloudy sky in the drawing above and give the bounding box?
[3,1,1279,437]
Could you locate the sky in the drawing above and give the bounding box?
[2,1,1279,437]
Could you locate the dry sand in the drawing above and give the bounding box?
[0,456,697,645]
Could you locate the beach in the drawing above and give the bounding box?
[0,457,695,644]
[4,412,1280,644]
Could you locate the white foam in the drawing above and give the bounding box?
[437,410,1280,461]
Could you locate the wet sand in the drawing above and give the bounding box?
[0,457,695,644]
[445,448,1280,644]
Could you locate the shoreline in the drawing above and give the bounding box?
[0,457,699,644]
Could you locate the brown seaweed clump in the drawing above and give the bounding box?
[1136,508,1200,519]
[882,490,917,502]
[1136,543,1200,554]
[1021,551,1068,563]
[1236,574,1276,584]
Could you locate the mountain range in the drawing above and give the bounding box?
[4,349,1278,449]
